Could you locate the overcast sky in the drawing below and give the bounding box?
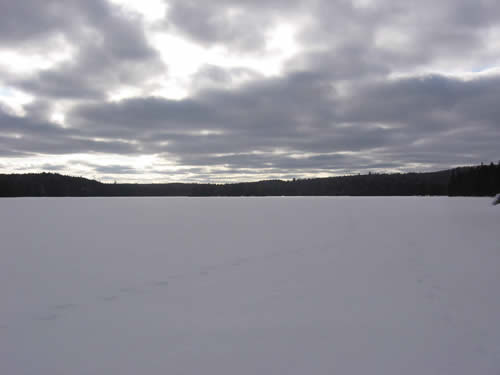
[0,0,499,182]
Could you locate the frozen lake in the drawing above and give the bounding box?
[1,197,499,375]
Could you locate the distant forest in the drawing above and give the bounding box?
[0,163,499,197]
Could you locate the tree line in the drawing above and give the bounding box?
[448,163,500,197]
[0,163,499,197]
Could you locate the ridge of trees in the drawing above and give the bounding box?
[0,163,499,197]
[448,163,500,197]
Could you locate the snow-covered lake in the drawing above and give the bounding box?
[1,197,499,375]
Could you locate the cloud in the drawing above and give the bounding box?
[164,0,304,51]
[92,164,141,174]
[0,106,139,156]
[190,65,263,92]
[0,1,70,45]
[67,70,500,176]
[0,0,499,181]
[1,0,165,100]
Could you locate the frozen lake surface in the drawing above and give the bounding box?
[1,197,499,375]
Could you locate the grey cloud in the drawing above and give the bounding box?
[38,163,67,172]
[0,106,68,137]
[190,65,263,92]
[1,0,500,180]
[14,67,105,100]
[67,70,500,175]
[0,107,139,156]
[70,71,336,143]
[3,0,165,100]
[0,148,29,158]
[23,100,55,121]
[166,2,265,50]
[93,165,141,175]
[177,152,355,170]
[0,1,70,45]
[165,0,304,51]
[0,134,138,156]
[289,0,500,80]
[339,74,500,130]
[72,97,218,135]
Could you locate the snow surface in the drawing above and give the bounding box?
[0,197,499,375]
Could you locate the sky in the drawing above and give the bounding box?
[0,0,499,183]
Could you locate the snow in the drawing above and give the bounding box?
[0,197,499,375]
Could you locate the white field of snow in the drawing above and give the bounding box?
[0,197,499,375]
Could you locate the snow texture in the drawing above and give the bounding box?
[0,197,499,375]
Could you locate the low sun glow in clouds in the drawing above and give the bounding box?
[0,41,74,76]
[0,0,498,182]
[0,87,33,116]
[92,0,302,101]
[148,22,300,99]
